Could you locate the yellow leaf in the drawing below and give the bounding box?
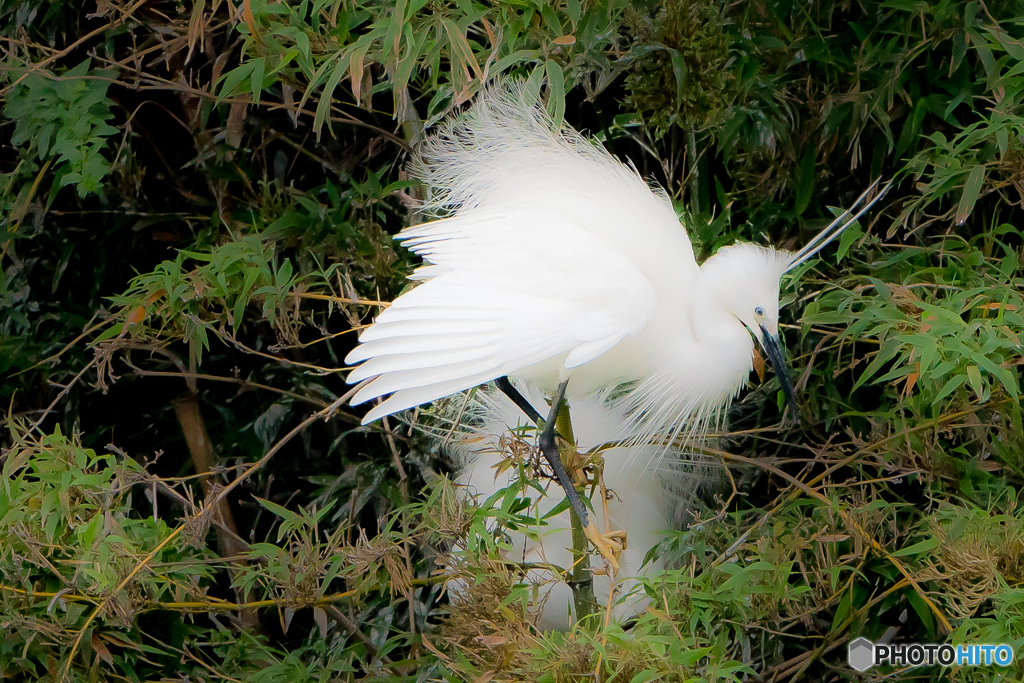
[902,364,920,399]
[125,306,146,327]
[752,346,765,383]
[92,632,114,667]
[474,635,508,647]
[816,534,851,543]
[242,0,259,40]
[978,302,1019,314]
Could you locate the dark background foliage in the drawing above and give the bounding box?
[2,0,1024,680]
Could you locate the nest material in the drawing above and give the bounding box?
[918,505,1024,620]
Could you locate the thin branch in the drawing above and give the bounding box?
[59,383,366,681]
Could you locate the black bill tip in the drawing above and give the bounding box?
[759,325,801,427]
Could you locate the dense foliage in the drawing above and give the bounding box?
[2,0,1024,680]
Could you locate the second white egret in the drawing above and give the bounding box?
[444,381,681,630]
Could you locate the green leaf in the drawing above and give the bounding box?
[855,337,903,389]
[94,322,125,342]
[314,54,350,138]
[540,496,571,520]
[524,62,545,105]
[972,353,1019,403]
[568,0,581,27]
[836,223,863,263]
[794,148,815,215]
[79,512,103,548]
[831,589,852,631]
[276,259,294,289]
[628,669,659,683]
[955,165,985,225]
[666,48,687,109]
[545,60,565,129]
[906,589,936,639]
[966,364,985,401]
[250,57,266,105]
[969,30,997,87]
[950,28,969,75]
[218,62,256,104]
[254,497,301,524]
[934,374,968,403]
[383,0,406,64]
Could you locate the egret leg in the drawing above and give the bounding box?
[495,377,590,523]
[496,377,622,572]
[494,376,542,424]
[536,380,593,528]
[495,377,587,520]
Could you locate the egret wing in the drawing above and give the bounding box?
[347,81,701,424]
[346,207,657,424]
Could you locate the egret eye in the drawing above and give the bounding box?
[754,306,765,317]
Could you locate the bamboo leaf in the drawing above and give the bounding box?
[545,59,565,129]
[666,47,687,109]
[217,61,256,104]
[955,165,985,225]
[250,57,265,105]
[966,364,985,401]
[794,147,816,215]
[382,0,406,65]
[313,54,349,138]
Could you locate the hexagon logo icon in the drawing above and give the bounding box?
[848,637,875,672]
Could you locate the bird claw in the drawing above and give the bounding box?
[584,520,626,573]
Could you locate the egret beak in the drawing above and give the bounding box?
[758,325,801,427]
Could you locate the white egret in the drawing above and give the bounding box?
[345,81,886,566]
[443,381,681,630]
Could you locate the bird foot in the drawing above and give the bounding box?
[583,520,626,573]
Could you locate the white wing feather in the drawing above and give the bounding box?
[348,209,656,422]
[346,81,697,424]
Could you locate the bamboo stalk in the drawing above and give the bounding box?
[556,401,598,621]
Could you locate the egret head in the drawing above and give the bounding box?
[700,243,800,423]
